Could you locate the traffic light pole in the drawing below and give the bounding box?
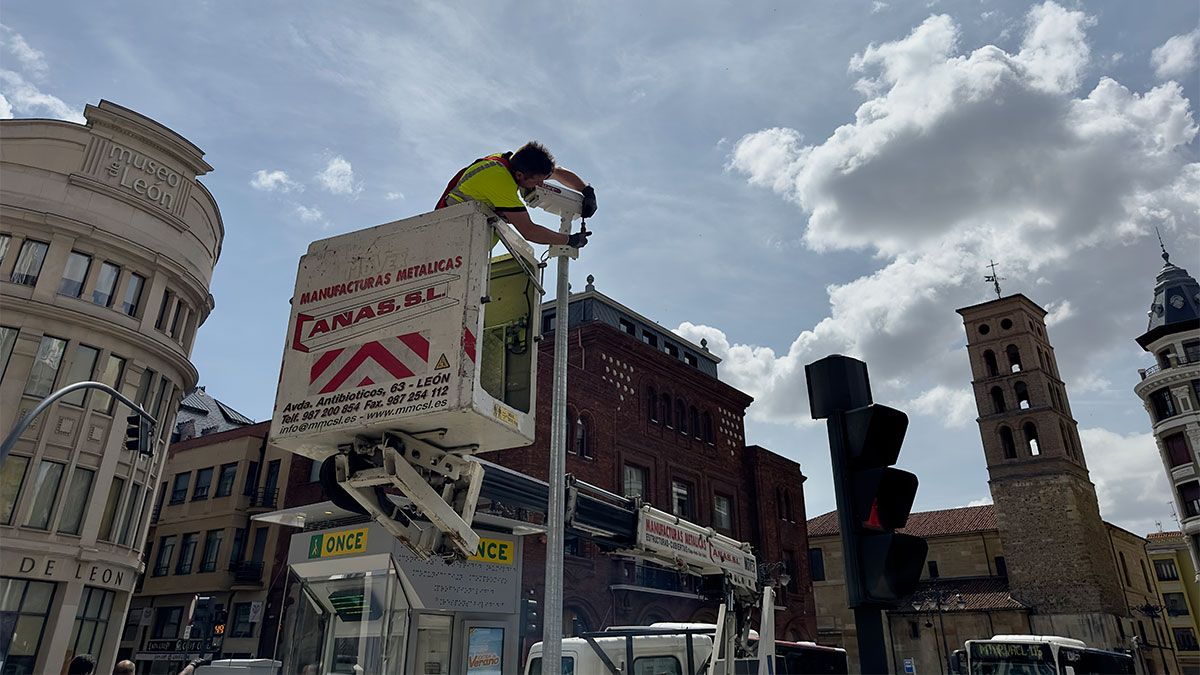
[0,380,156,462]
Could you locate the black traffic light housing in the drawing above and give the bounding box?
[519,596,540,636]
[125,413,154,455]
[806,355,927,609]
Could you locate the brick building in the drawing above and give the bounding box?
[487,276,817,642]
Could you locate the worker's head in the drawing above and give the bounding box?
[511,141,555,189]
[67,654,96,675]
[114,659,137,675]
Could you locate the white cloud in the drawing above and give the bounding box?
[0,93,12,119]
[714,2,1198,428]
[1044,300,1073,326]
[0,69,82,123]
[1071,372,1112,394]
[967,496,993,507]
[871,2,889,15]
[1151,28,1200,81]
[295,205,324,223]
[903,385,976,428]
[316,155,362,195]
[385,191,405,201]
[1080,427,1173,535]
[250,169,302,193]
[0,25,48,79]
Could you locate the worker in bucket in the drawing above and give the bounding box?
[437,141,597,248]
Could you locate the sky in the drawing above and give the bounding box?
[2,0,1197,538]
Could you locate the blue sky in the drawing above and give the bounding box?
[3,0,1197,536]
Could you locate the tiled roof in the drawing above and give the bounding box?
[894,576,1028,613]
[174,386,256,441]
[1146,530,1184,542]
[807,504,997,538]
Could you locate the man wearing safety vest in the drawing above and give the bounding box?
[437,141,597,248]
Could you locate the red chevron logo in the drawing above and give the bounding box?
[309,332,430,395]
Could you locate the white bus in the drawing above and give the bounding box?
[961,635,1134,675]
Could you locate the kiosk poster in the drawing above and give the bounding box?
[466,627,504,675]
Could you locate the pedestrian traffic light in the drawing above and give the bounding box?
[124,413,154,455]
[213,606,228,637]
[806,354,928,609]
[519,596,540,636]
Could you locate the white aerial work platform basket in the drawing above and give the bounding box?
[269,200,543,461]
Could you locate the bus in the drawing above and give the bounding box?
[963,635,1134,675]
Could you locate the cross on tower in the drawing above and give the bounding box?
[984,260,1005,300]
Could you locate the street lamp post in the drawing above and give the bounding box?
[911,589,967,674]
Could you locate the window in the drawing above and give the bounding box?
[56,468,95,535]
[170,472,190,504]
[671,479,694,519]
[91,354,126,415]
[229,528,247,566]
[702,412,714,443]
[573,416,591,458]
[542,312,556,334]
[1162,433,1191,469]
[623,465,648,499]
[1014,381,1030,409]
[1151,388,1179,421]
[647,386,658,422]
[990,386,1006,414]
[1006,344,1022,372]
[0,578,56,673]
[619,318,635,335]
[665,343,679,358]
[659,394,671,426]
[200,530,224,573]
[155,289,175,330]
[152,606,183,639]
[1179,481,1200,518]
[9,239,49,286]
[71,586,114,657]
[308,458,322,483]
[778,487,794,522]
[121,272,146,316]
[243,461,259,496]
[713,494,732,531]
[1118,551,1131,586]
[675,400,687,434]
[0,326,17,379]
[1023,422,1040,456]
[0,234,9,264]
[642,331,658,348]
[262,460,281,507]
[809,548,826,582]
[24,460,65,530]
[154,536,177,576]
[995,556,1007,578]
[216,463,238,497]
[1155,558,1179,581]
[909,621,920,639]
[168,300,188,339]
[58,251,92,298]
[193,467,214,500]
[684,353,698,368]
[135,368,156,407]
[999,426,1017,459]
[152,376,172,421]
[632,656,681,675]
[231,603,254,638]
[98,476,125,541]
[983,350,999,377]
[23,335,67,398]
[116,483,143,546]
[690,407,700,438]
[91,262,121,307]
[0,455,31,525]
[928,560,940,579]
[60,344,100,406]
[175,532,199,574]
[1174,627,1199,651]
[1165,592,1189,616]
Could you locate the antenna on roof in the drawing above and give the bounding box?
[984,260,1005,300]
[1155,227,1170,264]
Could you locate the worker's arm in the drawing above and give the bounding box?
[501,210,570,246]
[550,167,587,191]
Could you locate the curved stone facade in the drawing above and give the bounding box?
[0,100,222,672]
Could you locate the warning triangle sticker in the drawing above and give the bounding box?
[434,353,450,370]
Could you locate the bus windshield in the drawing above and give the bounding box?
[969,641,1056,675]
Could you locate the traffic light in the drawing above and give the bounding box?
[124,413,154,455]
[213,607,228,638]
[519,596,540,636]
[806,355,927,609]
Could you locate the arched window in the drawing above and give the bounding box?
[702,412,714,444]
[690,406,700,438]
[1023,422,1040,456]
[1061,421,1074,458]
[574,415,591,458]
[778,487,794,522]
[990,386,1007,414]
[1038,348,1048,370]
[999,426,1017,459]
[1157,346,1175,370]
[647,386,658,422]
[1006,345,1022,372]
[676,400,688,434]
[660,393,671,427]
[983,350,999,377]
[1014,382,1030,409]
[565,407,577,452]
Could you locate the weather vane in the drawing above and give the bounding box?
[1156,226,1170,264]
[984,260,1005,300]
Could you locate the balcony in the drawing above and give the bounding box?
[1140,347,1200,380]
[230,560,264,587]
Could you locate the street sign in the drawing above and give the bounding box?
[903,657,916,674]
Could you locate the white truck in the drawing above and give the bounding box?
[269,188,586,559]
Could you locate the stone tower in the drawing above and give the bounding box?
[957,294,1125,615]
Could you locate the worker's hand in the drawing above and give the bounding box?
[567,226,590,249]
[189,657,212,669]
[581,185,597,219]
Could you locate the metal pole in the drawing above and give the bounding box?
[937,606,951,674]
[542,213,573,674]
[854,606,889,674]
[1,380,155,462]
